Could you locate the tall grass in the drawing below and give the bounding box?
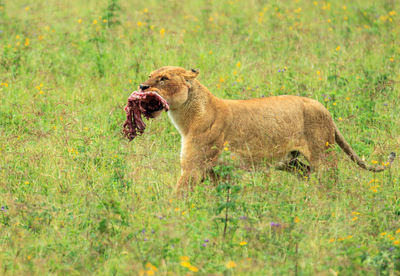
[0,0,399,274]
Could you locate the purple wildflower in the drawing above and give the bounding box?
[239,216,248,220]
[0,206,6,212]
[202,243,207,247]
[278,69,281,73]
[141,229,146,234]
[270,222,282,228]
[389,247,395,252]
[144,238,148,241]
[204,239,209,242]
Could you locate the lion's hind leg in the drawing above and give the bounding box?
[275,151,311,178]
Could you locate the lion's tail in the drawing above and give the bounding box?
[334,124,396,172]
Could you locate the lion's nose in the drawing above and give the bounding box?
[140,84,149,90]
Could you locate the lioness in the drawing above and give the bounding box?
[139,66,395,192]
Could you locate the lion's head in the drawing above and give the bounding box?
[139,66,199,114]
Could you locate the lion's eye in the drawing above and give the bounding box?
[160,76,169,81]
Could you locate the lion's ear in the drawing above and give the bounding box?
[182,68,199,80]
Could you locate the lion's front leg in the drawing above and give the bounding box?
[175,138,223,195]
[175,168,203,195]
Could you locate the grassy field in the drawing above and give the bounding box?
[1,0,399,274]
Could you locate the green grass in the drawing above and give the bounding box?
[0,0,399,274]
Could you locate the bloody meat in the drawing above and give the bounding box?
[123,91,169,141]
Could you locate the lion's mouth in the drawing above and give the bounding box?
[123,90,169,141]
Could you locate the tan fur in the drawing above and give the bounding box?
[140,66,395,192]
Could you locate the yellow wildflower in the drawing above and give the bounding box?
[145,263,158,271]
[180,256,190,261]
[396,229,400,234]
[236,61,241,68]
[239,241,247,246]
[329,238,335,243]
[388,11,396,16]
[93,19,98,25]
[78,19,82,24]
[352,217,358,221]
[219,77,225,83]
[336,46,341,51]
[294,7,302,13]
[25,6,30,11]
[143,8,149,13]
[24,38,30,46]
[394,240,400,245]
[371,160,378,164]
[160,28,165,36]
[380,232,387,236]
[146,270,154,276]
[225,261,236,269]
[294,217,300,223]
[317,70,321,75]
[180,261,191,268]
[188,266,199,272]
[103,19,107,23]
[137,21,143,27]
[390,57,394,62]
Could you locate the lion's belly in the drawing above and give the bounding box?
[223,97,306,163]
